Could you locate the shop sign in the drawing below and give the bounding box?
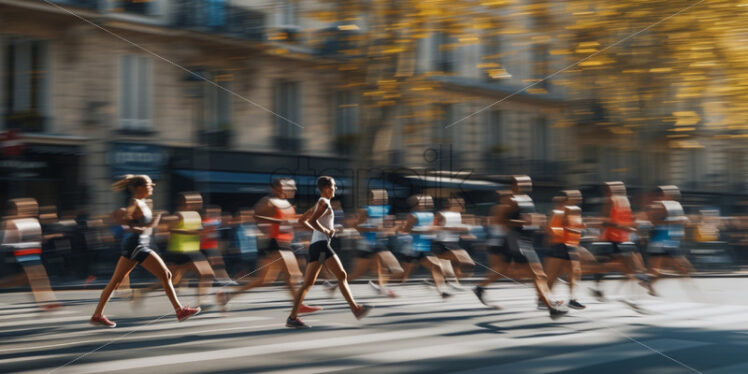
[110,142,165,180]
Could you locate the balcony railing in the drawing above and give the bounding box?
[173,0,265,41]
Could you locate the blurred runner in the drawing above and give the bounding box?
[231,209,262,277]
[645,185,694,295]
[286,176,371,329]
[589,181,654,302]
[398,194,451,299]
[543,190,587,310]
[0,198,61,310]
[216,178,321,314]
[90,175,200,328]
[201,205,233,285]
[434,197,475,288]
[473,176,567,318]
[338,189,403,297]
[133,192,215,309]
[476,190,512,308]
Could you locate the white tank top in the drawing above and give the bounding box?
[311,197,335,244]
[436,211,462,242]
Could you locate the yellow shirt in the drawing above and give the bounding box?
[167,211,202,253]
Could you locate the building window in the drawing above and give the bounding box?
[687,148,705,189]
[204,72,231,132]
[532,116,549,161]
[432,104,452,145]
[482,32,502,81]
[391,105,408,165]
[273,80,301,151]
[334,90,357,136]
[3,37,49,132]
[483,109,505,154]
[119,55,152,131]
[432,104,461,166]
[434,31,455,73]
[728,150,746,192]
[532,44,550,89]
[333,90,358,154]
[279,0,297,26]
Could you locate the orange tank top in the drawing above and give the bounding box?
[548,209,565,244]
[270,202,295,243]
[602,196,632,242]
[563,206,584,246]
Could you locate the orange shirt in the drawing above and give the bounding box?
[548,209,565,244]
[563,206,584,246]
[270,204,296,243]
[602,196,633,242]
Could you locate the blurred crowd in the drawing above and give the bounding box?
[1,185,746,287]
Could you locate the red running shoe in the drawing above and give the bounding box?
[298,304,323,314]
[90,315,116,328]
[177,306,201,322]
[41,302,63,312]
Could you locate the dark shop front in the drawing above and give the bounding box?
[0,136,83,213]
[167,147,354,212]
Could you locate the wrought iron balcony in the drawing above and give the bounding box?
[172,0,265,41]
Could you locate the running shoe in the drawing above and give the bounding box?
[354,304,373,320]
[568,299,586,310]
[448,282,466,291]
[90,315,116,328]
[537,300,547,310]
[368,280,382,293]
[538,300,564,310]
[639,280,658,296]
[215,290,228,313]
[286,317,310,329]
[130,288,144,308]
[83,275,97,287]
[177,306,201,322]
[473,286,486,304]
[199,303,216,312]
[298,304,323,314]
[549,306,568,320]
[590,288,607,302]
[323,280,337,296]
[620,299,650,315]
[41,302,63,312]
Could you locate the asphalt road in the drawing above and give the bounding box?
[3,277,748,374]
